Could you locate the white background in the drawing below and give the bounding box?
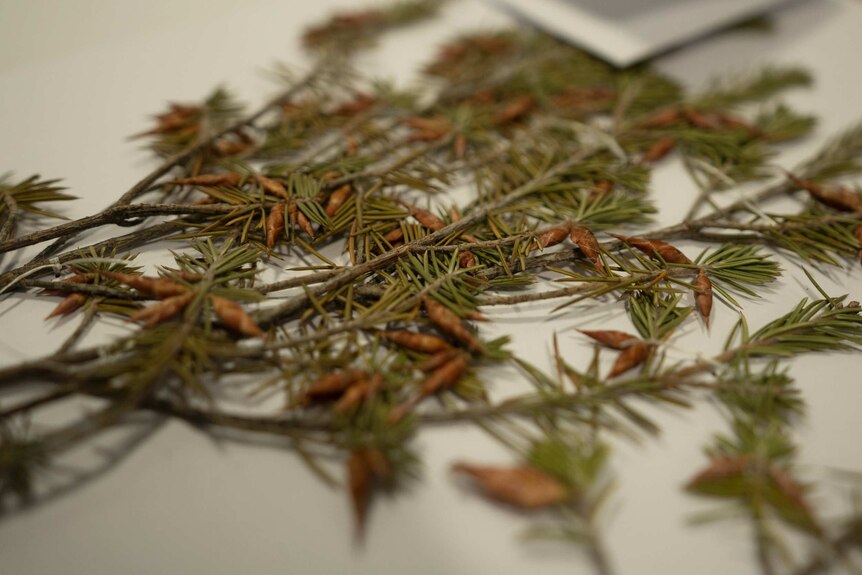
[2,1,862,574]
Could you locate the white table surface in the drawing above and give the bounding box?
[2,1,862,574]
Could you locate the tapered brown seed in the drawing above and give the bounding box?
[40,272,94,296]
[299,369,368,405]
[266,202,286,250]
[594,180,614,195]
[383,227,404,243]
[419,353,469,397]
[256,175,289,199]
[636,107,681,129]
[608,342,651,378]
[536,222,572,249]
[579,329,638,350]
[694,269,713,327]
[209,295,264,338]
[325,184,352,217]
[129,293,193,328]
[289,201,316,237]
[640,137,676,163]
[786,172,862,212]
[406,204,446,231]
[855,226,862,266]
[683,108,722,130]
[169,172,242,187]
[211,138,252,158]
[345,134,358,157]
[569,225,602,269]
[416,348,461,372]
[609,233,692,264]
[132,103,199,138]
[333,94,377,117]
[45,292,88,319]
[100,271,188,298]
[452,463,568,510]
[348,449,371,538]
[686,455,755,491]
[334,373,383,414]
[380,330,452,354]
[492,96,534,126]
[422,296,482,352]
[454,133,467,159]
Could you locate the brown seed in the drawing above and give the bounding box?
[345,134,358,157]
[333,94,377,117]
[683,108,722,130]
[100,271,188,298]
[535,222,572,249]
[299,369,368,405]
[459,250,476,269]
[454,133,467,159]
[594,180,615,195]
[609,233,691,264]
[786,172,862,212]
[492,96,534,126]
[45,292,87,319]
[169,172,242,188]
[608,342,651,378]
[289,201,316,237]
[686,455,756,492]
[416,348,461,372]
[569,225,603,270]
[452,463,568,510]
[419,353,469,397]
[422,296,482,352]
[579,329,639,350]
[636,107,681,129]
[694,269,713,327]
[383,226,404,243]
[855,226,862,266]
[129,292,193,328]
[348,449,371,539]
[640,137,676,164]
[380,330,452,354]
[406,204,446,231]
[266,202,286,250]
[334,373,383,414]
[256,175,289,200]
[211,137,252,158]
[325,184,352,217]
[209,295,264,338]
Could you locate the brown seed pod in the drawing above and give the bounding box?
[380,330,452,354]
[579,329,639,350]
[288,201,316,237]
[419,353,469,397]
[211,137,252,158]
[593,180,615,195]
[345,134,358,157]
[169,172,242,188]
[347,449,371,539]
[100,271,188,298]
[299,369,368,405]
[325,184,352,217]
[492,96,534,126]
[855,226,862,266]
[45,292,88,319]
[694,269,713,327]
[786,173,862,212]
[718,113,762,137]
[256,175,289,200]
[452,463,569,510]
[609,233,691,264]
[683,108,722,130]
[334,373,383,414]
[459,250,476,269]
[132,103,200,138]
[129,292,193,328]
[686,455,756,492]
[640,137,676,164]
[405,204,446,231]
[535,222,572,249]
[333,93,377,117]
[569,225,603,270]
[383,226,404,243]
[266,202,286,250]
[608,342,651,378]
[454,133,467,159]
[209,295,264,338]
[636,107,681,129]
[416,348,462,372]
[422,296,482,352]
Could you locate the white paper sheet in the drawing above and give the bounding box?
[491,0,803,66]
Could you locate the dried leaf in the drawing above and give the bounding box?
[209,294,264,338]
[579,329,638,350]
[129,293,193,328]
[381,330,452,354]
[569,225,602,270]
[640,137,676,164]
[694,269,713,327]
[45,292,87,319]
[422,296,482,352]
[609,233,691,264]
[452,463,569,509]
[608,342,651,378]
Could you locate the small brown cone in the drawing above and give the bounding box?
[209,295,264,338]
[129,293,193,328]
[419,353,469,397]
[422,296,482,352]
[380,330,452,354]
[266,202,286,250]
[325,184,353,217]
[609,234,691,264]
[694,269,713,327]
[535,222,572,249]
[608,342,651,378]
[579,329,639,350]
[46,293,87,319]
[640,137,676,164]
[569,225,603,270]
